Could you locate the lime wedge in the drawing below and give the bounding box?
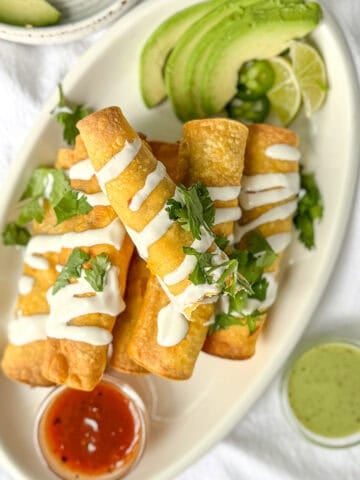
[267,57,301,126]
[289,41,328,117]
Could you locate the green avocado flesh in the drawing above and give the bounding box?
[140,0,226,108]
[164,0,267,121]
[199,2,321,118]
[0,0,61,27]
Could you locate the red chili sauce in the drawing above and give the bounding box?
[38,381,142,479]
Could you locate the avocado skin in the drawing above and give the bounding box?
[0,0,61,27]
[140,0,227,108]
[199,2,322,118]
[165,0,267,122]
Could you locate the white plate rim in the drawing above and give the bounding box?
[0,1,359,479]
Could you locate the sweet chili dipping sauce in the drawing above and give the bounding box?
[36,379,147,480]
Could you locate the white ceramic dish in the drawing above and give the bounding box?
[0,1,359,479]
[0,0,140,45]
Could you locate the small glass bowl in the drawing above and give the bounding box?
[281,337,360,448]
[34,374,149,480]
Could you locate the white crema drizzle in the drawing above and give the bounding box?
[235,200,297,243]
[266,232,292,254]
[18,275,35,295]
[45,266,123,345]
[8,314,48,345]
[127,205,173,260]
[265,144,301,161]
[97,137,142,191]
[163,229,214,286]
[68,159,94,181]
[207,186,241,201]
[240,173,299,210]
[156,303,189,347]
[129,161,167,211]
[24,219,125,270]
[214,207,242,225]
[82,191,111,207]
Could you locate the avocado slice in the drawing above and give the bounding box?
[0,0,60,27]
[198,2,322,117]
[165,0,269,121]
[190,0,306,119]
[140,0,227,108]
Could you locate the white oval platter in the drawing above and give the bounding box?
[0,1,359,479]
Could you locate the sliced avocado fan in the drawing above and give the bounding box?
[165,0,286,120]
[140,0,227,108]
[197,2,322,119]
[0,0,61,27]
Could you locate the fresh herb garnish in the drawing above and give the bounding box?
[183,246,252,297]
[183,247,215,285]
[214,234,230,250]
[2,222,31,246]
[53,249,110,294]
[53,248,90,294]
[294,167,323,249]
[209,231,277,335]
[209,309,263,335]
[2,167,92,246]
[53,190,92,224]
[166,183,215,239]
[52,84,92,146]
[84,253,110,292]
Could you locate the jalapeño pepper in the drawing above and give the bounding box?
[237,60,275,101]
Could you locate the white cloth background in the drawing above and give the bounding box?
[0,0,359,479]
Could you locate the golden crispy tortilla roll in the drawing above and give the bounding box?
[110,141,186,375]
[127,119,247,379]
[128,275,210,380]
[42,236,133,391]
[2,137,133,391]
[1,261,57,386]
[110,253,150,375]
[1,136,92,387]
[182,119,247,238]
[203,123,300,359]
[78,107,233,317]
[42,142,133,390]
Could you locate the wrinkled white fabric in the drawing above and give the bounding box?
[0,0,359,479]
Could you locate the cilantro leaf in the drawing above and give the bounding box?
[49,169,71,205]
[249,277,269,301]
[183,247,214,285]
[183,246,252,298]
[18,198,45,225]
[2,222,31,246]
[294,167,323,249]
[53,190,92,224]
[53,248,90,294]
[214,235,230,250]
[84,253,110,292]
[14,166,92,233]
[209,309,263,336]
[166,183,215,240]
[52,84,92,146]
[21,168,48,200]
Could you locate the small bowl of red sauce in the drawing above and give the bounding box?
[35,374,148,480]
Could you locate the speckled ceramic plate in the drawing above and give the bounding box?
[0,0,140,45]
[0,1,359,479]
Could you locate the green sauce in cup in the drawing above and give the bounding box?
[284,340,360,445]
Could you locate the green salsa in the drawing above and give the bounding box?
[287,342,360,438]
